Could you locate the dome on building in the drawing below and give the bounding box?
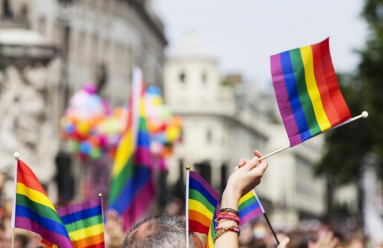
[168,31,215,60]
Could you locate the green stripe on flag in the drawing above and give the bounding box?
[109,156,134,205]
[64,215,103,233]
[289,48,321,136]
[238,197,256,212]
[16,194,64,225]
[189,189,215,213]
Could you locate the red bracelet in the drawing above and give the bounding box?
[216,212,241,225]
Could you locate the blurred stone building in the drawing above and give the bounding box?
[0,0,166,106]
[0,0,166,201]
[164,34,326,227]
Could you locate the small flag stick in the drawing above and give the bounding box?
[258,111,369,161]
[99,193,106,244]
[185,166,191,248]
[263,213,279,245]
[11,152,20,248]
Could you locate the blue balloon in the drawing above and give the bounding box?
[79,141,92,154]
[146,85,162,96]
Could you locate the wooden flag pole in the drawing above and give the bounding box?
[258,111,369,161]
[11,152,20,248]
[185,166,191,248]
[263,213,279,245]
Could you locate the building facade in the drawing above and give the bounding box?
[164,34,326,227]
[1,0,167,106]
[0,0,166,201]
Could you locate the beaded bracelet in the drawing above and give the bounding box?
[220,208,239,216]
[213,225,240,243]
[216,212,241,225]
[215,226,241,234]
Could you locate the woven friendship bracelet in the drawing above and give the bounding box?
[213,225,240,243]
[219,208,239,216]
[216,212,241,225]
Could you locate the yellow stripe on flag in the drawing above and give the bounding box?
[300,46,331,131]
[16,183,56,212]
[111,129,135,177]
[68,223,104,241]
[206,223,215,248]
[239,191,255,206]
[188,199,214,220]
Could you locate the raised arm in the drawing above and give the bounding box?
[214,150,290,248]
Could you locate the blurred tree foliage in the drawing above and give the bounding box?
[316,0,383,186]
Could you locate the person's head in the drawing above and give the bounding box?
[122,215,197,248]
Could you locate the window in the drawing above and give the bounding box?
[202,71,208,84]
[206,129,212,143]
[179,71,186,83]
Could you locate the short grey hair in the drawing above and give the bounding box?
[122,215,196,248]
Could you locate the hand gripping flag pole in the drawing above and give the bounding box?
[258,111,368,161]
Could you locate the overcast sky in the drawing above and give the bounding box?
[154,0,368,89]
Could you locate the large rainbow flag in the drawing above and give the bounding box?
[11,159,73,248]
[270,38,351,146]
[238,190,265,226]
[41,198,105,248]
[187,170,219,248]
[108,67,154,230]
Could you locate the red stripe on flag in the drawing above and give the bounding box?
[320,38,351,122]
[17,160,48,195]
[311,42,340,126]
[189,219,209,235]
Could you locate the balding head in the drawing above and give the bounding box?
[122,215,196,248]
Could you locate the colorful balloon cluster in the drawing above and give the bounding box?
[145,86,182,157]
[60,84,182,161]
[60,84,124,161]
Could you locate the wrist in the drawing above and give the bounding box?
[221,189,241,210]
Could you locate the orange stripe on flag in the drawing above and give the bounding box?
[189,210,211,228]
[72,232,104,248]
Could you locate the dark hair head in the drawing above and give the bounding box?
[122,215,195,248]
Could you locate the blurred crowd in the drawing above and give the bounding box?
[0,198,381,248]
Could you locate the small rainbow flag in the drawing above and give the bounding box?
[108,67,154,230]
[187,170,219,248]
[41,198,105,248]
[270,38,351,146]
[238,190,265,226]
[11,159,73,248]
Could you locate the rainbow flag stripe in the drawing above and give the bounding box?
[108,67,154,231]
[239,190,264,226]
[270,38,351,146]
[205,208,219,248]
[43,198,105,248]
[188,171,219,248]
[13,160,73,248]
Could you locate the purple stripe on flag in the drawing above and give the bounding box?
[57,198,101,216]
[134,147,151,167]
[122,180,154,230]
[189,171,219,200]
[270,54,302,146]
[239,207,264,226]
[15,216,73,248]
